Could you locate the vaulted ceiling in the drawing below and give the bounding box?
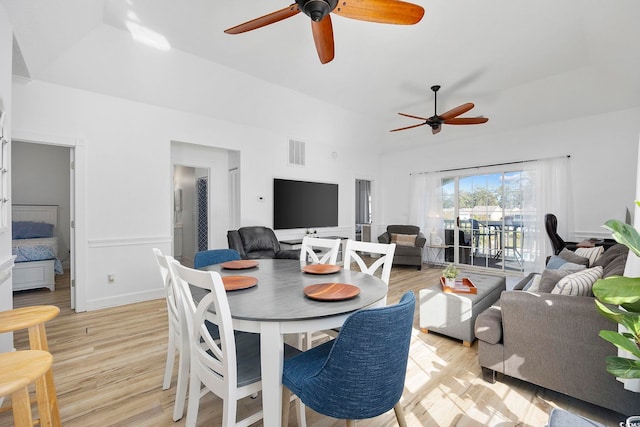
[3,0,640,146]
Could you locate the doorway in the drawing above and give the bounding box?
[355,179,372,242]
[173,165,209,267]
[11,141,75,307]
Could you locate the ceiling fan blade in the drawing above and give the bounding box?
[390,123,427,132]
[311,15,335,64]
[444,117,489,125]
[439,103,475,121]
[398,112,430,121]
[432,124,442,135]
[224,5,300,34]
[333,0,425,25]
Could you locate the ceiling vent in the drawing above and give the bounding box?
[288,138,306,166]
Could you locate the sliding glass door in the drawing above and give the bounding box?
[441,170,530,273]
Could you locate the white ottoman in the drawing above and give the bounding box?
[419,273,505,346]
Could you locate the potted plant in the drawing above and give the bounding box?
[592,207,640,380]
[442,263,459,287]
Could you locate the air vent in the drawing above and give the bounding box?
[288,138,306,166]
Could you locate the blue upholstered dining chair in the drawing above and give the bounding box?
[282,291,415,426]
[193,248,240,269]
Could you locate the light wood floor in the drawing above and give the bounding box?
[1,266,628,427]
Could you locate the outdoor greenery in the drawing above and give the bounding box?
[592,208,640,379]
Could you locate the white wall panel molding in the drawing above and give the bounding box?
[88,235,171,248]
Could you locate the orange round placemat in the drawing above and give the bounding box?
[222,276,258,291]
[302,264,341,275]
[303,283,360,301]
[221,260,259,270]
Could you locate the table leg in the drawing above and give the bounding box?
[260,322,284,427]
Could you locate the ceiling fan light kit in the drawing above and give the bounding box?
[390,85,489,135]
[224,0,425,64]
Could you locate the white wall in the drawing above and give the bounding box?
[0,3,14,352]
[12,141,71,264]
[378,107,640,239]
[11,79,382,311]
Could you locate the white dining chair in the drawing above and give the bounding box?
[299,236,342,266]
[152,248,190,422]
[343,240,397,303]
[299,236,342,350]
[166,257,305,427]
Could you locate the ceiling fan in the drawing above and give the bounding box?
[390,85,489,135]
[224,0,425,64]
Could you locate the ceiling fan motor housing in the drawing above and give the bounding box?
[296,0,338,21]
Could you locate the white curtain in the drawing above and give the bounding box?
[521,156,574,273]
[409,156,572,271]
[409,173,445,262]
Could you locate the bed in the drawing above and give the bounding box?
[11,205,63,292]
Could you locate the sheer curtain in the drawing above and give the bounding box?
[409,173,444,262]
[521,156,573,272]
[409,156,572,271]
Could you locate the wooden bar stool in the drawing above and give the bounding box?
[0,305,61,426]
[0,350,53,427]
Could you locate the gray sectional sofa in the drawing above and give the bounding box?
[475,244,640,416]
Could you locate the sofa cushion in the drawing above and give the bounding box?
[551,266,603,296]
[558,248,590,267]
[593,243,627,267]
[474,304,503,345]
[574,246,604,267]
[387,225,420,235]
[521,274,541,291]
[593,243,629,278]
[391,233,417,247]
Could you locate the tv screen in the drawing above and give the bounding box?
[273,179,338,230]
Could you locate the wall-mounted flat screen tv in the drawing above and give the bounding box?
[273,178,338,230]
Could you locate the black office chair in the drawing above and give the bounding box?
[544,213,578,255]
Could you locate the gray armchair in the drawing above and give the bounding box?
[378,225,426,270]
[227,226,299,260]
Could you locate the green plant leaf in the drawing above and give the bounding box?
[605,356,640,379]
[599,330,640,358]
[593,276,640,306]
[602,219,640,257]
[595,301,640,337]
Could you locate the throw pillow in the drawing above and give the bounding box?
[575,246,605,267]
[391,233,417,247]
[551,266,604,297]
[558,248,590,267]
[558,262,587,272]
[546,255,567,269]
[537,269,571,293]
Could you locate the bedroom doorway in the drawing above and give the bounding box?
[11,141,75,308]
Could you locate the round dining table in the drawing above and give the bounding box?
[196,258,388,427]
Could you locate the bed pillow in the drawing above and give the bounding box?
[575,246,605,267]
[12,221,54,239]
[391,233,417,246]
